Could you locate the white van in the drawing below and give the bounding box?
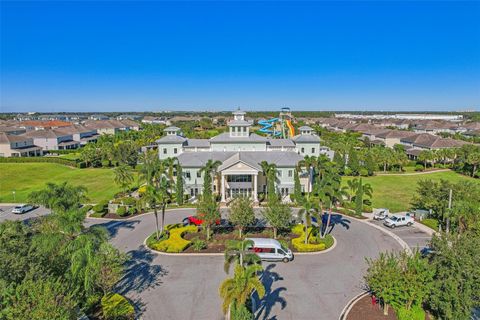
[246,238,294,263]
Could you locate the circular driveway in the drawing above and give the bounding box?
[86,209,402,320]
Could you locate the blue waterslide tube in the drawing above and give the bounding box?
[258,118,281,136]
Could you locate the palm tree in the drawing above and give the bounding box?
[224,239,261,273]
[199,159,222,198]
[140,176,171,240]
[139,150,161,186]
[297,194,318,244]
[219,264,265,319]
[163,157,177,185]
[346,178,359,201]
[418,150,432,171]
[298,155,316,193]
[260,161,277,201]
[467,151,480,177]
[114,164,134,194]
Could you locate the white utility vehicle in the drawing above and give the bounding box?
[246,238,294,263]
[373,208,390,220]
[384,214,414,228]
[12,204,34,214]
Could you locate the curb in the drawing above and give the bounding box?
[86,207,194,222]
[142,234,337,257]
[338,291,369,320]
[336,212,412,254]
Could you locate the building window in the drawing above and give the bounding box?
[173,171,177,177]
[197,171,201,178]
[185,171,191,179]
[227,175,252,182]
[288,170,293,177]
[163,148,167,154]
[277,170,282,177]
[301,147,305,153]
[190,189,194,196]
[311,147,315,153]
[174,148,177,154]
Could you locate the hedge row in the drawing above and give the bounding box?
[0,156,79,168]
[149,224,198,253]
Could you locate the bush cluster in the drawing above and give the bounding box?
[149,224,198,253]
[291,224,326,252]
[92,201,108,214]
[191,238,207,251]
[101,293,135,320]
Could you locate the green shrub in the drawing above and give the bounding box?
[120,197,136,206]
[318,234,334,249]
[415,164,424,172]
[363,205,373,213]
[359,168,369,176]
[191,238,207,251]
[149,224,198,253]
[93,201,108,213]
[127,206,137,215]
[291,224,326,252]
[101,293,134,320]
[116,206,128,217]
[420,218,438,231]
[396,305,425,320]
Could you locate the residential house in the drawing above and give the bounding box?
[0,132,42,157]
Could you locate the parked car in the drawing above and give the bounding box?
[384,214,414,228]
[11,204,34,214]
[246,238,294,263]
[183,214,221,226]
[373,208,390,220]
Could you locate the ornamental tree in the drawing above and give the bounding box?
[229,197,255,238]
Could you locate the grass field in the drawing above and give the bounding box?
[0,163,131,203]
[342,170,479,212]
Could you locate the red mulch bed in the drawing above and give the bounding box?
[347,295,432,320]
[183,228,296,253]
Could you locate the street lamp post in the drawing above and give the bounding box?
[12,190,16,202]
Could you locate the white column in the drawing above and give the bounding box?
[221,173,226,202]
[253,174,258,202]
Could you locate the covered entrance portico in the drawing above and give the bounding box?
[219,159,260,203]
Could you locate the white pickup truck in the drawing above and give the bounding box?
[373,208,390,220]
[384,214,414,228]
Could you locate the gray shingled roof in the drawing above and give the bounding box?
[164,126,181,132]
[209,132,268,143]
[177,151,303,168]
[298,126,313,131]
[228,120,252,126]
[218,153,263,171]
[155,135,187,144]
[267,139,295,147]
[184,139,211,148]
[292,134,320,143]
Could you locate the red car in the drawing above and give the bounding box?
[184,214,221,226]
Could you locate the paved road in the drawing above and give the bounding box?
[86,209,402,320]
[369,220,431,250]
[0,205,50,223]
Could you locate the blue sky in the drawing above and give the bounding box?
[1,1,479,113]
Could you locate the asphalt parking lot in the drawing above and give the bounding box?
[0,205,50,223]
[369,219,432,250]
[87,208,402,320]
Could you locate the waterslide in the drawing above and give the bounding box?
[258,118,281,136]
[285,119,295,137]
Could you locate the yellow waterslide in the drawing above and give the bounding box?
[285,119,295,137]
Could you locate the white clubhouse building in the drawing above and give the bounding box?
[156,110,333,202]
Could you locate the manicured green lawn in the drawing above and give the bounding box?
[0,163,129,203]
[342,170,479,213]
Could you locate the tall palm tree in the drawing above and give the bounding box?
[297,194,318,244]
[139,150,161,186]
[467,151,480,177]
[140,176,171,240]
[219,264,265,319]
[199,159,222,198]
[298,155,316,193]
[260,161,277,200]
[163,157,177,185]
[224,239,261,273]
[113,164,134,194]
[346,178,359,201]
